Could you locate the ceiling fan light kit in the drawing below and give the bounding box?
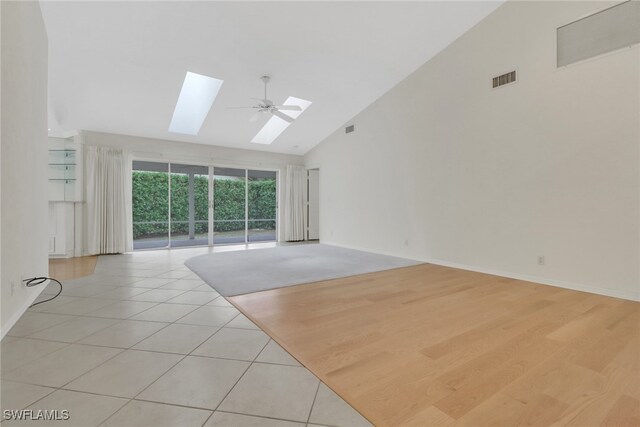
[230,75,303,123]
[228,75,312,145]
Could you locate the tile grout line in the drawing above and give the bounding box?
[4,284,216,363]
[20,302,163,325]
[2,355,305,391]
[0,344,129,411]
[185,310,252,357]
[23,317,122,344]
[306,378,322,425]
[120,302,245,405]
[96,397,135,427]
[203,337,270,418]
[6,376,311,425]
[121,312,253,426]
[8,383,59,413]
[5,305,247,360]
[4,332,304,396]
[0,339,74,374]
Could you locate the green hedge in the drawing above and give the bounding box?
[132,172,169,239]
[132,171,276,239]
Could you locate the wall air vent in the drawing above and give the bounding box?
[492,70,516,89]
[345,125,355,134]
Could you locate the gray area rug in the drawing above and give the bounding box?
[184,244,420,296]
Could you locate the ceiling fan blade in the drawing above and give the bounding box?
[249,112,262,122]
[227,106,258,109]
[271,109,294,123]
[275,105,302,111]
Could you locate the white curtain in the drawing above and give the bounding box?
[285,165,306,241]
[124,153,134,252]
[85,146,128,254]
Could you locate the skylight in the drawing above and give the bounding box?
[169,72,223,135]
[251,96,312,144]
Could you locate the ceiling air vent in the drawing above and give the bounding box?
[492,70,516,89]
[345,125,355,134]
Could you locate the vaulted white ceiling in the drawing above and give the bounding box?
[41,1,502,155]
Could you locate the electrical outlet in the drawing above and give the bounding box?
[538,256,545,266]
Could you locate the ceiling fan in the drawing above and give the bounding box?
[228,76,301,123]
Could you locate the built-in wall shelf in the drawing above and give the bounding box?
[48,133,84,259]
[48,135,83,202]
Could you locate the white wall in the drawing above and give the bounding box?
[305,1,640,301]
[1,1,49,336]
[82,131,305,247]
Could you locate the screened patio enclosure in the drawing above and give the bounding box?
[132,161,277,250]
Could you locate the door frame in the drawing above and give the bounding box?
[306,168,320,241]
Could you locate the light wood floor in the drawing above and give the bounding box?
[230,263,640,427]
[48,256,97,281]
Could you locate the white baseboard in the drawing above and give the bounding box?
[321,240,640,302]
[425,258,639,302]
[48,254,73,259]
[0,282,47,340]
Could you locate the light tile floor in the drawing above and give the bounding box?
[1,245,372,427]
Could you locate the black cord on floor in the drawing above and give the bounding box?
[24,277,63,307]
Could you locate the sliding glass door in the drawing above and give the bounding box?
[213,168,246,245]
[170,164,209,248]
[132,161,170,250]
[248,170,277,242]
[132,162,277,250]
[132,161,210,249]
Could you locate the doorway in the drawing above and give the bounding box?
[307,168,319,240]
